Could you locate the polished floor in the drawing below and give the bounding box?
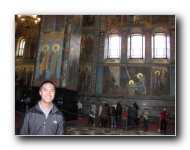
[65,122,175,136]
[15,111,175,136]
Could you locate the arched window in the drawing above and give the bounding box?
[18,38,25,56]
[153,33,167,58]
[151,27,170,63]
[127,32,145,63]
[108,33,121,58]
[130,33,143,58]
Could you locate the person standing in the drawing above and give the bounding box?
[98,102,103,126]
[88,111,95,125]
[100,103,109,127]
[142,108,149,129]
[159,107,170,132]
[77,100,83,119]
[115,102,122,127]
[122,107,128,129]
[129,104,137,128]
[91,101,97,116]
[110,103,117,128]
[17,80,65,135]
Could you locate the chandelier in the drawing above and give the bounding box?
[17,15,41,30]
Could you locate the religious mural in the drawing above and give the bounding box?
[40,15,66,41]
[34,43,62,86]
[170,66,175,96]
[152,67,170,96]
[77,64,92,94]
[102,66,121,95]
[67,47,80,90]
[33,15,66,87]
[101,66,152,96]
[106,15,122,28]
[97,32,105,63]
[66,15,83,91]
[96,66,103,94]
[120,67,151,96]
[15,65,34,101]
[82,15,95,27]
[80,31,94,62]
[15,65,34,87]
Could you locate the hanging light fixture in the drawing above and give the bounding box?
[17,15,41,30]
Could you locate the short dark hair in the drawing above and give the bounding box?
[39,80,56,90]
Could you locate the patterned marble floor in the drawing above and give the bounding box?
[65,123,175,136]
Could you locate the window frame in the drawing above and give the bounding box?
[18,38,26,57]
[153,33,167,59]
[127,32,145,63]
[151,27,170,63]
[108,33,121,59]
[130,33,143,59]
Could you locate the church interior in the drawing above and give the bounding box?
[15,15,176,136]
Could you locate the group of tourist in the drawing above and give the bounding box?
[86,101,170,132]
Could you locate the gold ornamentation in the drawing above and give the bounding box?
[137,73,143,78]
[129,80,134,84]
[52,44,60,51]
[155,70,160,75]
[42,44,49,51]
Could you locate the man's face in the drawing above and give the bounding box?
[39,83,55,103]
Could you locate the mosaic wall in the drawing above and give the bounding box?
[152,67,170,96]
[77,15,175,99]
[34,15,66,87]
[80,30,94,62]
[66,15,83,91]
[77,63,93,94]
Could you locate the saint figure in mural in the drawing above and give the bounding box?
[84,34,93,56]
[103,76,113,94]
[83,66,91,90]
[127,80,138,95]
[136,73,147,94]
[154,70,162,92]
[80,34,85,54]
[38,44,49,81]
[49,44,60,81]
[153,68,169,94]
[109,66,120,87]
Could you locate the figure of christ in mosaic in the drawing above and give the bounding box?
[49,44,60,81]
[38,44,50,82]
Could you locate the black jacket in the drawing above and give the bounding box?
[17,101,66,135]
